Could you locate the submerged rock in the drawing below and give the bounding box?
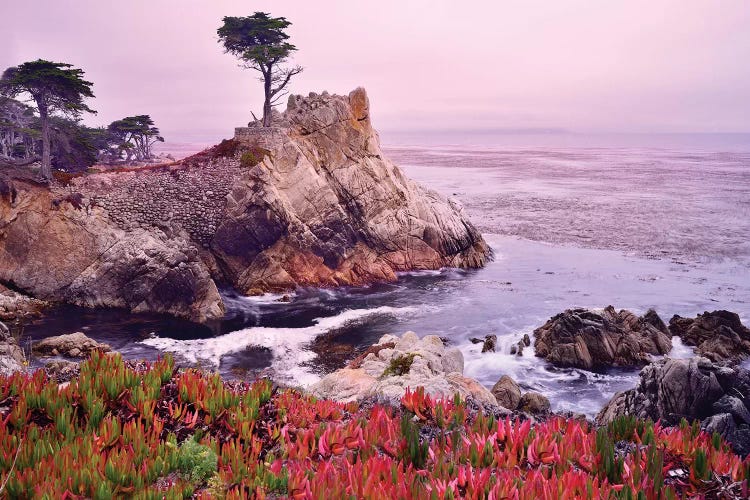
[470,334,497,353]
[33,332,111,358]
[669,310,750,364]
[597,357,750,456]
[309,332,499,408]
[533,306,672,370]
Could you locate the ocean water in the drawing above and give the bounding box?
[25,132,750,417]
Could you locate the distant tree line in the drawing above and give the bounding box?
[0,59,164,178]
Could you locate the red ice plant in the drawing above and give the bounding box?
[0,351,749,498]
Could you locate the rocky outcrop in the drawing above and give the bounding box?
[0,322,25,376]
[0,284,47,321]
[212,88,489,293]
[534,306,672,370]
[309,332,500,408]
[669,311,750,363]
[597,357,750,456]
[0,88,489,322]
[470,334,497,353]
[491,375,522,410]
[490,374,550,416]
[0,176,224,323]
[519,392,551,415]
[32,332,111,358]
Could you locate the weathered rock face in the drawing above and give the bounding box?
[0,88,489,321]
[0,180,224,323]
[214,88,489,293]
[0,284,47,321]
[597,357,750,456]
[519,392,551,415]
[669,311,750,364]
[32,332,111,358]
[309,332,500,408]
[0,322,25,376]
[533,306,672,370]
[491,375,522,410]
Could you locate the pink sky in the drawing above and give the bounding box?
[4,0,750,142]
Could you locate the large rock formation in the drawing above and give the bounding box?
[533,306,672,370]
[597,357,750,456]
[0,89,489,321]
[669,310,750,364]
[0,180,224,323]
[309,332,500,408]
[212,88,489,293]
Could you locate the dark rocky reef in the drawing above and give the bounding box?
[598,357,750,456]
[669,310,750,364]
[533,306,672,369]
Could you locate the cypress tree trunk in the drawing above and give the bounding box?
[39,105,52,180]
[262,68,272,127]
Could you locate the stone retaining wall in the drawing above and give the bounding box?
[71,157,245,246]
[234,127,286,149]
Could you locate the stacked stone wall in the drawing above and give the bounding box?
[234,127,286,150]
[70,158,245,247]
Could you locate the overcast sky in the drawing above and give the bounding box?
[4,0,750,142]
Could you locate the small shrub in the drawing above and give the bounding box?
[213,138,241,158]
[177,438,218,484]
[240,147,268,168]
[382,353,418,377]
[52,170,83,187]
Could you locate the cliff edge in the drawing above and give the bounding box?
[0,88,490,322]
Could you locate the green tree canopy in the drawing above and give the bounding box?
[0,59,95,180]
[218,12,302,127]
[107,115,164,162]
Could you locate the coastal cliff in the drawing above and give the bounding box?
[0,88,489,322]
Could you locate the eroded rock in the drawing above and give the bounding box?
[491,375,522,410]
[0,177,224,323]
[214,88,490,293]
[0,322,25,376]
[0,285,48,321]
[519,392,551,415]
[534,306,672,370]
[309,332,498,408]
[33,332,111,358]
[669,310,750,363]
[470,334,497,353]
[597,357,750,456]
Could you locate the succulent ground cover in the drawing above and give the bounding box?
[0,352,749,499]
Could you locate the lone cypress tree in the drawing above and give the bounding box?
[0,59,95,180]
[217,12,302,127]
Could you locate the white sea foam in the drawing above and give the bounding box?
[666,336,695,359]
[140,305,419,387]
